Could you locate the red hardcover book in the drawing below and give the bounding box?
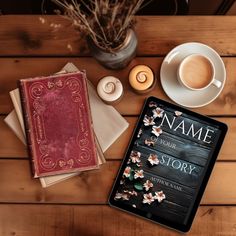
[19,71,98,178]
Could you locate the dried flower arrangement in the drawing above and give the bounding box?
[52,0,147,52]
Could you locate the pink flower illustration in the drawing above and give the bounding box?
[175,111,182,117]
[114,192,122,200]
[143,115,155,126]
[123,166,131,178]
[154,191,166,203]
[152,107,164,118]
[114,192,131,201]
[134,169,144,179]
[143,193,155,205]
[120,193,130,200]
[151,126,162,137]
[143,180,154,191]
[148,154,159,166]
[144,139,155,147]
[130,151,141,163]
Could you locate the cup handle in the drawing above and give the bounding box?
[212,79,222,88]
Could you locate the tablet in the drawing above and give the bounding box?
[109,97,227,232]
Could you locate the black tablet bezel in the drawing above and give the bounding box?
[109,96,228,233]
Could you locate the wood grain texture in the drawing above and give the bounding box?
[0,57,236,115]
[0,15,235,236]
[0,205,236,236]
[1,116,235,161]
[0,159,235,204]
[0,116,27,158]
[0,16,236,56]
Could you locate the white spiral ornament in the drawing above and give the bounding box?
[129,65,156,93]
[97,76,123,104]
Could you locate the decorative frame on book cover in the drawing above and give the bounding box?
[20,72,98,177]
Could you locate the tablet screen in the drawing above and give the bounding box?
[109,97,227,232]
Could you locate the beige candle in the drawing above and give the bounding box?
[97,76,123,104]
[129,65,156,93]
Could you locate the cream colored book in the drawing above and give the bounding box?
[4,110,26,145]
[4,62,129,187]
[9,89,26,137]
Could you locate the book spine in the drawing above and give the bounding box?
[18,80,38,178]
[82,72,98,166]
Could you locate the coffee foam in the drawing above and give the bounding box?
[180,55,213,89]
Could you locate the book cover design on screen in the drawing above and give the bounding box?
[110,97,225,229]
[19,71,98,178]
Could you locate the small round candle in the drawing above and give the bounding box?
[129,65,156,93]
[97,76,123,104]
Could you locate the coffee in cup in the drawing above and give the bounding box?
[177,54,222,90]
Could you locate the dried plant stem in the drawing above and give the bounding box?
[52,0,146,51]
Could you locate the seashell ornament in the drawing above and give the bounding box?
[97,76,124,104]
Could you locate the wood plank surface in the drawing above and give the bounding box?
[0,159,235,205]
[1,205,236,236]
[0,15,235,236]
[1,116,235,161]
[0,16,236,56]
[0,57,236,115]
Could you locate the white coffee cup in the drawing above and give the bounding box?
[177,54,222,91]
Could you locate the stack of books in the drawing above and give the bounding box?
[4,63,129,187]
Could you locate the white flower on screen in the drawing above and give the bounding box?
[143,115,155,126]
[151,126,162,137]
[144,139,155,146]
[175,111,182,117]
[134,169,144,179]
[152,107,164,118]
[143,193,155,205]
[148,154,159,166]
[124,190,138,196]
[114,192,123,200]
[143,180,154,191]
[130,151,141,163]
[123,166,131,178]
[121,193,130,201]
[154,191,166,203]
[115,191,131,201]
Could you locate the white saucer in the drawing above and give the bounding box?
[160,42,226,108]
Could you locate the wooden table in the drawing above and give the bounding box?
[0,15,236,236]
